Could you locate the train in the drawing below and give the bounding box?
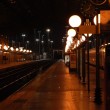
[89,46,105,69]
[64,46,106,69]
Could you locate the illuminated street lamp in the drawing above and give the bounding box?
[69,15,82,27]
[10,47,14,51]
[35,38,39,42]
[50,40,53,59]
[46,28,51,58]
[21,33,26,47]
[50,40,53,48]
[65,28,76,53]
[46,28,50,32]
[38,31,41,59]
[68,15,82,75]
[67,28,76,37]
[35,38,39,51]
[26,41,29,49]
[68,14,102,104]
[41,35,44,55]
[80,35,86,42]
[26,50,29,53]
[30,50,32,53]
[46,29,50,42]
[69,15,93,92]
[35,38,39,57]
[84,33,92,37]
[93,14,102,104]
[22,33,26,37]
[22,34,26,40]
[23,49,26,53]
[16,48,19,52]
[93,14,100,25]
[67,36,72,42]
[0,44,2,49]
[46,28,51,42]
[4,45,8,51]
[19,47,23,52]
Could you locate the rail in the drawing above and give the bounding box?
[0,59,55,101]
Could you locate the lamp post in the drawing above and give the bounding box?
[83,19,92,92]
[41,35,44,55]
[35,38,39,55]
[86,32,90,92]
[46,28,51,58]
[3,45,8,64]
[50,40,53,59]
[68,14,102,104]
[66,28,77,71]
[34,29,38,59]
[80,35,86,84]
[26,40,29,60]
[68,15,82,73]
[94,14,102,104]
[50,40,53,48]
[38,31,41,59]
[69,15,96,92]
[26,41,29,49]
[67,28,77,37]
[21,33,26,47]
[46,28,51,43]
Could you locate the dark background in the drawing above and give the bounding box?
[0,0,110,49]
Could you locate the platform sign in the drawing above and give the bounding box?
[79,25,96,34]
[105,45,110,110]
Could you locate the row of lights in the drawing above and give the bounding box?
[0,44,32,53]
[65,14,100,53]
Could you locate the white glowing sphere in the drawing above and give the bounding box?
[4,45,8,50]
[67,29,76,37]
[84,33,92,37]
[69,15,82,27]
[93,14,100,25]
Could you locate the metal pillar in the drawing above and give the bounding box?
[105,44,110,109]
[87,35,90,93]
[94,14,102,104]
[38,31,41,59]
[82,46,86,84]
[78,48,81,79]
[76,49,80,77]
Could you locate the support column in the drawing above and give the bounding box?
[82,46,86,84]
[94,14,102,104]
[87,35,90,93]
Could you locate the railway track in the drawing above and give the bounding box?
[0,60,54,101]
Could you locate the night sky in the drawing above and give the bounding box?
[0,0,109,50]
[0,0,81,50]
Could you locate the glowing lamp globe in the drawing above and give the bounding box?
[67,29,76,37]
[93,14,100,25]
[81,35,86,42]
[69,15,82,27]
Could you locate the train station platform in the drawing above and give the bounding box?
[0,59,104,110]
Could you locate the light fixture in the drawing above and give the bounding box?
[67,29,76,37]
[4,45,8,51]
[93,14,100,25]
[69,15,82,27]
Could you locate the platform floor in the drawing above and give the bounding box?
[0,60,104,110]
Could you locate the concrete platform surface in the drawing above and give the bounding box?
[0,60,104,110]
